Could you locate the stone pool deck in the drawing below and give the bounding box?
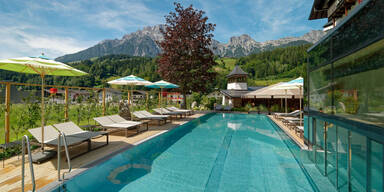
[268,115,307,149]
[0,112,206,192]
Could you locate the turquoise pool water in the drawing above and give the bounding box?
[51,113,318,192]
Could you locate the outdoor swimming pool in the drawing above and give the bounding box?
[50,113,323,192]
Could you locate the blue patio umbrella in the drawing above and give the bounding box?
[145,80,179,111]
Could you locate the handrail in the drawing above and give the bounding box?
[21,135,35,192]
[57,132,71,181]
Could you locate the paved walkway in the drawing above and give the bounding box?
[0,112,206,192]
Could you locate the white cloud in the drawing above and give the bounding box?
[0,26,93,59]
[85,1,164,31]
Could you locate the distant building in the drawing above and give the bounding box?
[220,66,264,107]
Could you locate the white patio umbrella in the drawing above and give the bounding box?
[0,55,87,150]
[108,75,152,104]
[272,77,304,125]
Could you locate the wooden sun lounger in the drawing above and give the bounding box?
[166,106,193,115]
[53,121,109,150]
[107,115,148,132]
[132,111,169,125]
[93,116,143,137]
[154,108,183,118]
[28,125,97,160]
[215,104,223,111]
[274,110,301,119]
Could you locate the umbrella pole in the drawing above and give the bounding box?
[130,85,134,120]
[160,88,163,114]
[41,74,45,151]
[127,87,130,105]
[285,89,287,114]
[299,86,302,126]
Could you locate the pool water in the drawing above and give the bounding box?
[52,113,319,192]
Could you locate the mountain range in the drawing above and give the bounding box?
[56,25,325,63]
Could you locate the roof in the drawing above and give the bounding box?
[243,83,303,99]
[220,90,250,98]
[308,0,329,20]
[248,86,265,91]
[227,65,248,77]
[220,86,265,98]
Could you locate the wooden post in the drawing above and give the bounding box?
[4,83,10,143]
[64,87,69,121]
[41,74,45,150]
[102,88,106,116]
[127,89,130,104]
[146,92,149,110]
[158,91,161,108]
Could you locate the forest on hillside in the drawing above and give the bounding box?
[0,44,310,90]
[237,44,310,81]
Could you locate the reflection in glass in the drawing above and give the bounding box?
[326,123,337,187]
[333,39,384,128]
[337,126,349,192]
[370,140,383,192]
[350,132,367,191]
[309,64,333,113]
[315,119,326,175]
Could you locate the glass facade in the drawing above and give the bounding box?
[307,0,384,191]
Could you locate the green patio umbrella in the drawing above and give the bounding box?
[0,55,87,150]
[145,80,179,113]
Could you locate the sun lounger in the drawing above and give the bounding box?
[153,108,183,118]
[132,111,169,125]
[107,115,148,131]
[223,105,233,111]
[28,125,96,161]
[53,121,109,149]
[274,110,301,118]
[139,111,171,122]
[166,106,193,115]
[215,104,223,111]
[296,126,304,138]
[93,116,143,137]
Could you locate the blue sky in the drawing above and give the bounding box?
[0,0,325,58]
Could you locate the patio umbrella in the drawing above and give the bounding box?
[0,55,87,150]
[145,80,179,113]
[273,77,303,125]
[107,75,152,104]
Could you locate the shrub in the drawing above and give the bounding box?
[258,104,267,112]
[270,104,280,112]
[201,96,216,110]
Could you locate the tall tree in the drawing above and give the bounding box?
[158,2,216,108]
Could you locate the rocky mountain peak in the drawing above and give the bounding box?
[56,25,325,62]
